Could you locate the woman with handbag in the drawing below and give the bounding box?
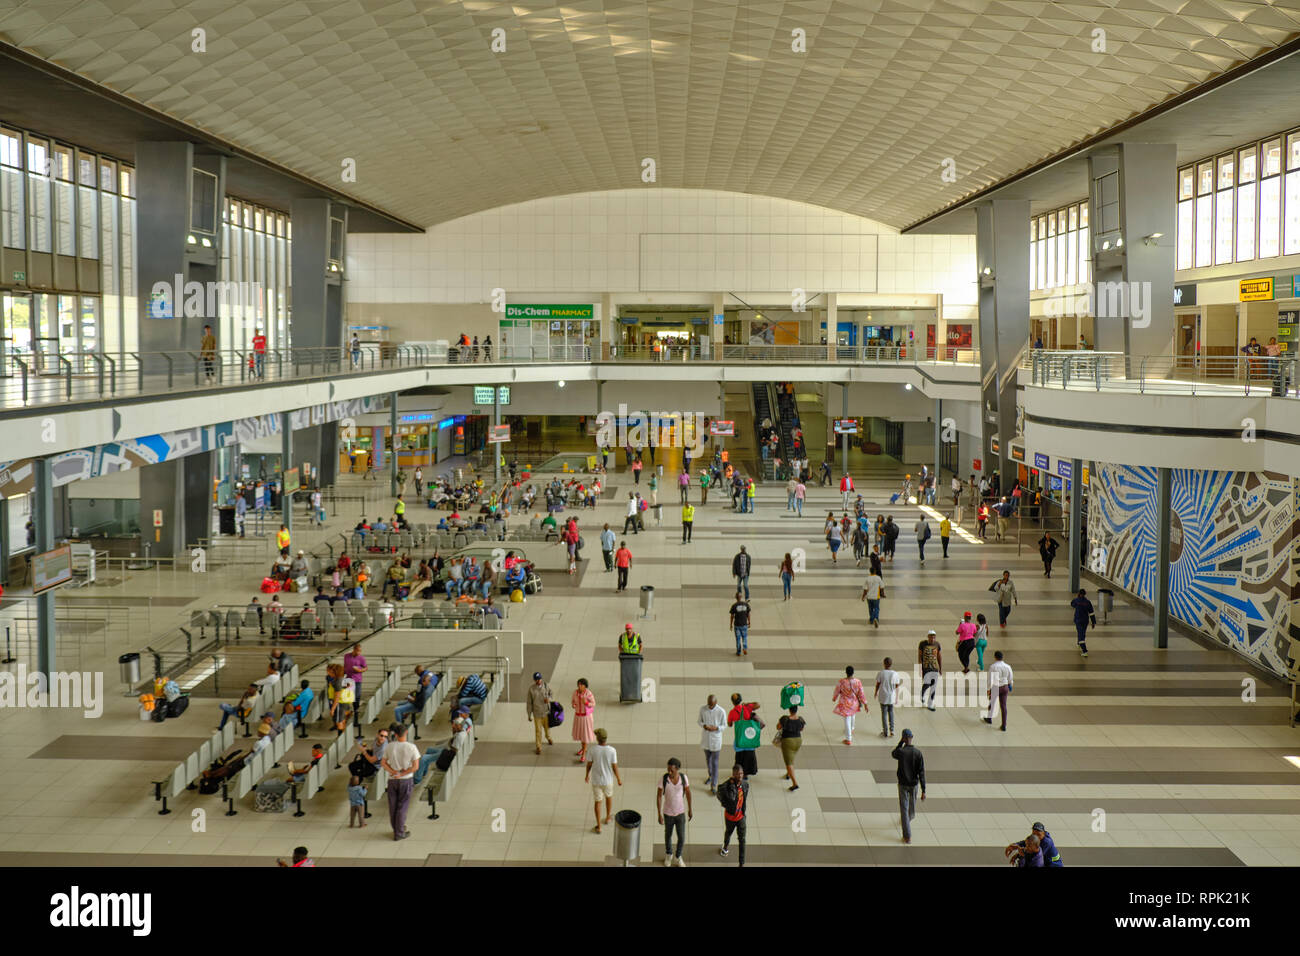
[774,705,805,792]
[571,678,596,762]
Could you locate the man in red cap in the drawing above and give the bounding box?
[618,623,641,655]
[955,611,978,674]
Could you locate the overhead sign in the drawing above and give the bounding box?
[972,458,982,471]
[504,304,593,320]
[833,419,859,435]
[1033,452,1049,470]
[990,437,1000,455]
[1057,460,1072,479]
[1173,283,1197,307]
[1010,443,1026,463]
[33,545,73,594]
[473,385,510,406]
[487,423,511,444]
[152,509,163,528]
[283,467,300,494]
[713,313,724,326]
[1239,278,1274,301]
[709,420,735,437]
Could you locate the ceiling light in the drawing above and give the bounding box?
[904,383,913,390]
[558,380,566,388]
[1146,232,1163,240]
[980,266,993,276]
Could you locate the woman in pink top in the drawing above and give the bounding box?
[831,665,869,745]
[571,678,596,761]
[955,611,979,674]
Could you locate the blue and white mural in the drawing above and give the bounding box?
[1089,463,1297,678]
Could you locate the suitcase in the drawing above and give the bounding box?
[889,492,901,504]
[167,694,190,718]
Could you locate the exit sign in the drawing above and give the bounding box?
[12,271,25,282]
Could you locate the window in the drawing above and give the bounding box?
[1260,138,1281,258]
[1,128,24,249]
[1236,146,1256,262]
[1177,167,1194,270]
[329,216,344,265]
[1078,203,1089,285]
[1284,131,1300,256]
[77,150,97,259]
[1055,209,1067,286]
[191,168,218,234]
[1035,216,1047,289]
[26,137,52,253]
[1029,219,1037,291]
[1045,212,1056,287]
[1195,161,1213,267]
[1214,154,1234,265]
[53,145,75,256]
[99,158,116,193]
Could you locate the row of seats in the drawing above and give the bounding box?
[361,668,403,725]
[151,723,238,814]
[420,670,503,812]
[366,667,453,797]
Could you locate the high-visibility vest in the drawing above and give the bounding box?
[277,529,290,549]
[619,631,641,654]
[395,500,405,516]
[682,505,695,522]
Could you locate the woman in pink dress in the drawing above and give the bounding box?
[831,665,869,746]
[571,678,596,761]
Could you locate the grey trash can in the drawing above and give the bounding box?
[639,585,654,615]
[619,653,643,703]
[613,809,641,864]
[118,652,141,686]
[1098,588,1114,624]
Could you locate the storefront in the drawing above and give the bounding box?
[499,304,596,360]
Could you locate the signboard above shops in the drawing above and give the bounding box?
[709,420,735,436]
[473,386,510,406]
[1239,278,1274,301]
[503,304,594,320]
[833,419,859,434]
[1173,283,1196,306]
[1033,452,1049,470]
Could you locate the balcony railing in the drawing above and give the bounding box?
[1028,350,1299,397]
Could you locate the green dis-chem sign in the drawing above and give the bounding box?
[504,304,593,320]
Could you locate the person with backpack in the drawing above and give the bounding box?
[1071,589,1095,657]
[716,764,750,866]
[883,516,900,562]
[525,671,554,754]
[656,757,693,867]
[775,704,805,792]
[992,570,1019,627]
[914,515,931,564]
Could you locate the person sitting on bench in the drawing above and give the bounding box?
[280,680,314,729]
[252,712,278,754]
[219,684,260,731]
[270,648,294,675]
[289,550,309,579]
[254,664,281,690]
[504,564,527,592]
[451,673,488,714]
[411,717,468,786]
[393,667,438,723]
[286,743,325,786]
[443,558,464,599]
[461,557,481,597]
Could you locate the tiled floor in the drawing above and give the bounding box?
[3,458,1297,868]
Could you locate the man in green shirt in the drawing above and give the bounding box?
[699,470,711,505]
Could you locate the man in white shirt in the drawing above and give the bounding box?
[698,694,728,794]
[983,650,1014,731]
[622,493,640,535]
[583,728,622,833]
[951,475,964,523]
[381,723,421,840]
[861,571,885,628]
[914,516,930,564]
[874,657,900,737]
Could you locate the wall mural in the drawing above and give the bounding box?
[0,397,383,497]
[1089,463,1297,678]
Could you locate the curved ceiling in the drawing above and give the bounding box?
[2,0,1298,229]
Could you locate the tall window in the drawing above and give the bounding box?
[1036,215,1047,289]
[1194,161,1213,267]
[1177,167,1194,270]
[1236,147,1256,262]
[1285,131,1300,256]
[53,145,75,256]
[77,151,97,258]
[0,128,23,249]
[191,168,218,235]
[1214,154,1234,265]
[1065,205,1078,285]
[1260,139,1281,259]
[26,137,51,253]
[1029,218,1037,291]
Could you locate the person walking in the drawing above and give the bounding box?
[1071,588,1095,657]
[698,694,727,795]
[1038,530,1059,578]
[976,501,989,539]
[786,475,798,512]
[995,497,1012,541]
[729,591,752,657]
[380,723,420,841]
[914,514,931,564]
[614,541,633,592]
[622,492,640,535]
[600,523,616,572]
[860,567,885,628]
[955,611,978,674]
[632,456,643,485]
[200,324,217,382]
[583,728,622,833]
[276,524,291,558]
[699,468,711,504]
[350,333,362,368]
[656,757,693,866]
[983,650,1014,731]
[883,515,899,562]
[974,613,989,670]
[918,629,942,711]
[525,671,554,754]
[727,694,764,777]
[681,501,695,543]
[571,678,596,762]
[678,469,691,504]
[831,665,869,746]
[826,517,843,564]
[252,327,267,378]
[732,546,752,599]
[892,730,926,844]
[992,570,1019,628]
[794,478,806,516]
[775,705,804,791]
[716,764,750,866]
[939,514,952,558]
[840,472,855,511]
[874,658,900,737]
[778,552,795,601]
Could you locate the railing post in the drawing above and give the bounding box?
[163,353,174,389]
[89,352,105,395]
[277,350,284,380]
[59,354,72,399]
[105,353,116,393]
[16,356,28,405]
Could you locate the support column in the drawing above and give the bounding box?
[1087,143,1176,358]
[935,295,947,361]
[493,387,501,483]
[389,393,399,497]
[281,413,294,536]
[1153,466,1171,648]
[933,398,942,486]
[600,293,615,360]
[840,384,849,473]
[1068,457,1083,592]
[33,456,55,680]
[710,292,725,358]
[975,200,1031,484]
[0,496,9,587]
[717,382,726,459]
[825,293,838,362]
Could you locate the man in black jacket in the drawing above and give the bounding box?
[892,729,926,844]
[716,764,750,866]
[731,546,752,599]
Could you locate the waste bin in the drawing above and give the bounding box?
[119,652,141,686]
[1098,588,1114,624]
[619,653,643,703]
[639,585,654,616]
[218,506,236,535]
[613,809,641,864]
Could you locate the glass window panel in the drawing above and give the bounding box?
[1065,229,1077,285]
[1178,167,1194,200]
[1238,146,1257,183]
[1,130,23,249]
[1078,226,1089,284]
[1195,193,1213,266]
[1177,201,1194,270]
[53,145,73,181]
[119,166,134,197]
[1197,162,1213,195]
[77,152,95,186]
[1260,176,1280,258]
[1068,205,1078,230]
[1263,139,1282,177]
[1288,132,1300,171]
[1079,203,1088,228]
[1056,230,1066,286]
[82,296,101,361]
[1236,182,1256,262]
[1216,154,1234,189]
[0,129,20,167]
[1284,169,1300,256]
[1028,240,1036,291]
[54,177,75,256]
[121,196,136,354]
[78,184,97,258]
[1214,188,1233,265]
[26,139,52,253]
[99,158,116,193]
[1045,230,1056,287]
[191,168,217,234]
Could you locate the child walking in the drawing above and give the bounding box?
[348,775,367,827]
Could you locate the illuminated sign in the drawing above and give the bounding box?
[473,386,510,406]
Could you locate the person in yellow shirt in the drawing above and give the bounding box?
[394,495,406,522]
[276,525,291,557]
[940,515,952,559]
[681,502,695,544]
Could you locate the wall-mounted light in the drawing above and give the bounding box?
[1115,236,1123,248]
[1101,239,1111,251]
[186,234,197,245]
[200,237,212,248]
[558,380,566,388]
[904,383,913,391]
[1142,232,1163,246]
[980,266,993,277]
